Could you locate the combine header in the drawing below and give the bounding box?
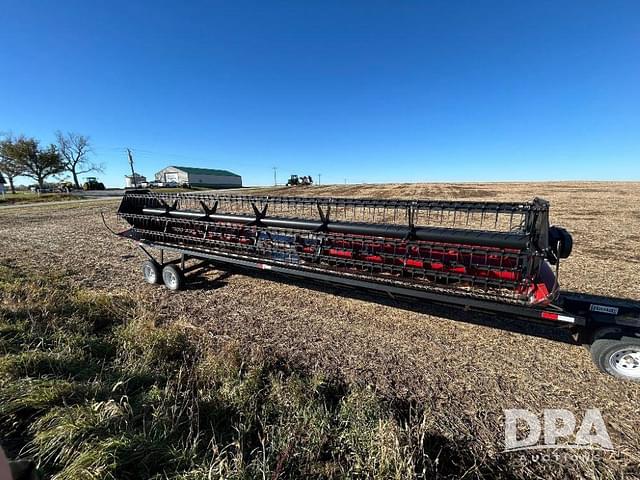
[115,191,640,381]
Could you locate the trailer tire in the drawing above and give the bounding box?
[162,265,184,291]
[142,260,161,285]
[590,331,640,382]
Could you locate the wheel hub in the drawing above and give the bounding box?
[143,264,157,283]
[163,269,178,289]
[610,348,640,378]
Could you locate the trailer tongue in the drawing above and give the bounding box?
[115,191,640,382]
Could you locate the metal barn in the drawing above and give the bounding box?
[155,166,242,188]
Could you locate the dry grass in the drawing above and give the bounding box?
[0,266,483,478]
[1,181,639,478]
[0,192,80,205]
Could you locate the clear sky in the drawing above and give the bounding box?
[1,1,639,187]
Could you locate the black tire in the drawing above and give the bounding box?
[162,264,184,291]
[590,329,640,382]
[142,260,161,284]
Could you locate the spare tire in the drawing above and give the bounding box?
[549,226,573,260]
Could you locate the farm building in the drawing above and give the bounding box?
[155,166,242,188]
[124,173,147,188]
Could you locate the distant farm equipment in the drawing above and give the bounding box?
[57,181,74,192]
[28,181,73,193]
[286,175,313,186]
[83,177,105,190]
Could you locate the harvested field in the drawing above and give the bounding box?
[1,181,640,478]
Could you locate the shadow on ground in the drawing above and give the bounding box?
[185,265,578,345]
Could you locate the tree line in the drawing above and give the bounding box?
[0,132,102,193]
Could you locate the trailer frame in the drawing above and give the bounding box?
[112,191,640,382]
[132,235,640,331]
[132,238,640,381]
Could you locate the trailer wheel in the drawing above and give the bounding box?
[590,330,640,382]
[162,264,184,291]
[142,260,161,285]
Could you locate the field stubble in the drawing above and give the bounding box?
[1,181,639,478]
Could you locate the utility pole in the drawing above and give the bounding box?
[272,166,278,186]
[318,173,321,186]
[127,148,137,188]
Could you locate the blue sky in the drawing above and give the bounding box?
[1,1,639,187]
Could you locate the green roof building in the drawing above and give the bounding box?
[155,166,242,188]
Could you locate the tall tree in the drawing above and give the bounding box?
[55,131,102,189]
[13,137,64,189]
[0,136,25,194]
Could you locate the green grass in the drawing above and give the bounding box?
[0,264,608,479]
[0,192,82,205]
[0,265,450,479]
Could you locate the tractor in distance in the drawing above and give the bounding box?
[83,177,106,191]
[286,174,314,186]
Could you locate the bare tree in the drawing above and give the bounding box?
[0,135,25,194]
[13,137,64,189]
[55,131,103,189]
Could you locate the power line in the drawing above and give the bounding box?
[127,148,138,188]
[272,166,278,186]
